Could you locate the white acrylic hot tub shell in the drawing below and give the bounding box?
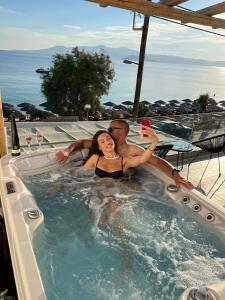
[1,148,225,300]
[0,149,86,300]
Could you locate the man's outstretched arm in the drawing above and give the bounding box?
[55,139,92,164]
[128,144,193,189]
[147,154,194,189]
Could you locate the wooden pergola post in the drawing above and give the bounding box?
[0,92,8,157]
[133,15,149,121]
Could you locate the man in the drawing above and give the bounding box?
[55,119,193,189]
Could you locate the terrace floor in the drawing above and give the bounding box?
[169,153,225,206]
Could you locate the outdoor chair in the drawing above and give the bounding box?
[187,133,225,197]
[154,144,173,159]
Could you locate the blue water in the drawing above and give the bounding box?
[23,165,225,300]
[1,51,225,107]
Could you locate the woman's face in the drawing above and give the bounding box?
[97,133,115,153]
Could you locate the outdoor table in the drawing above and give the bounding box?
[162,139,193,170]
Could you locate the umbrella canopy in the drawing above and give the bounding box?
[103,101,116,107]
[122,100,133,106]
[140,100,151,105]
[181,98,193,103]
[180,102,191,107]
[218,100,225,106]
[114,104,127,110]
[152,103,160,108]
[168,102,178,107]
[17,102,36,108]
[2,103,24,119]
[169,99,180,105]
[39,102,53,112]
[39,102,48,107]
[154,100,166,105]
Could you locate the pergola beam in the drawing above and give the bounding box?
[87,0,225,29]
[197,2,225,16]
[160,0,188,6]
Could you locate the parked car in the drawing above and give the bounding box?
[152,120,192,139]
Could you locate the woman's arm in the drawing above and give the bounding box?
[83,154,98,169]
[124,127,158,169]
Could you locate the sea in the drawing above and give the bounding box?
[0,50,225,108]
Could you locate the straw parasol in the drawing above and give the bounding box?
[140,100,151,105]
[39,102,49,107]
[181,98,193,103]
[154,100,166,105]
[2,103,25,119]
[103,101,116,108]
[219,100,225,106]
[169,99,180,105]
[122,100,133,106]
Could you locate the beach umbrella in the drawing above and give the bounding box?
[17,102,36,108]
[168,102,178,107]
[152,103,160,107]
[180,102,190,107]
[39,102,53,112]
[154,100,166,105]
[169,99,180,105]
[39,102,48,107]
[140,100,151,105]
[181,98,192,103]
[122,100,133,106]
[31,110,54,119]
[103,101,116,107]
[114,104,127,110]
[218,100,225,106]
[2,103,24,119]
[18,103,37,113]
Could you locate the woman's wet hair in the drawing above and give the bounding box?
[87,130,115,159]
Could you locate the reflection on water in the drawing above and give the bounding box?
[23,164,225,300]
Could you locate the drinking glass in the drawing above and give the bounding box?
[25,135,32,153]
[36,132,43,150]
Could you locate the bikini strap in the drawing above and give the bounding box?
[96,155,101,167]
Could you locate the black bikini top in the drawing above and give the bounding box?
[95,156,124,179]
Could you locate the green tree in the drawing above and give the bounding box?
[41,47,115,119]
[197,93,210,113]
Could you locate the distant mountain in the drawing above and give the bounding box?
[1,45,225,67]
[126,54,225,67]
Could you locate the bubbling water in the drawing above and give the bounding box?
[23,164,225,300]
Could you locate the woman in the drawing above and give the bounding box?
[83,126,158,178]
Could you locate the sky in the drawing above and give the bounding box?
[0,0,225,60]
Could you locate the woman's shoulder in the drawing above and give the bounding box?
[83,154,99,169]
[89,154,99,161]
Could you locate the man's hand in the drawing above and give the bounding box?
[55,150,69,164]
[173,172,194,189]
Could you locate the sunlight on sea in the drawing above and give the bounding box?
[0,51,225,106]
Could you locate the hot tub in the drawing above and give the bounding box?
[1,149,225,300]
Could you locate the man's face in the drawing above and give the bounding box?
[108,121,126,141]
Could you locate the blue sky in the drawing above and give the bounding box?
[0,0,225,60]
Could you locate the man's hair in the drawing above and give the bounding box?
[111,119,129,134]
